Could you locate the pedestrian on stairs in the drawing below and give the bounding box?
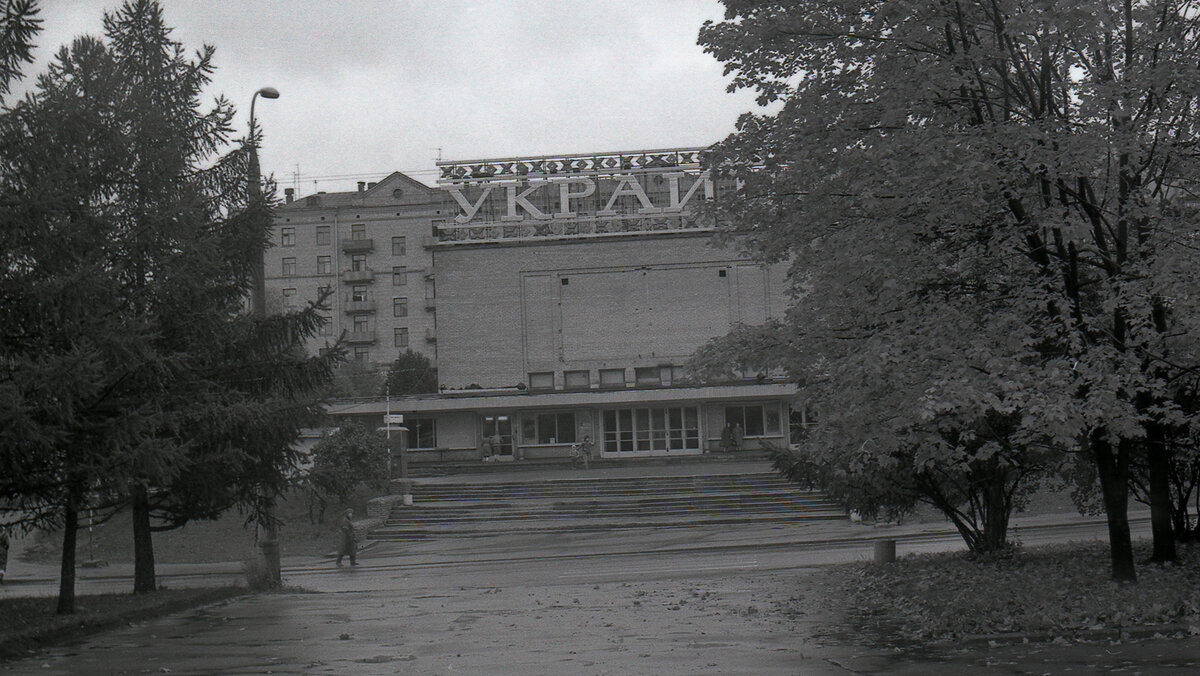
[336,508,358,567]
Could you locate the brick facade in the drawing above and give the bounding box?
[432,233,789,389]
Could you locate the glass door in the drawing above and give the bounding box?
[482,415,514,457]
[602,406,700,456]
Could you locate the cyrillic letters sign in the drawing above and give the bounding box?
[435,148,714,241]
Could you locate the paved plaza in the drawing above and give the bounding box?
[4,503,1200,674]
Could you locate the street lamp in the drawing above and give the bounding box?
[248,87,279,316]
[249,86,281,587]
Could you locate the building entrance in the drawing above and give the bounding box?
[482,415,515,458]
[601,406,701,457]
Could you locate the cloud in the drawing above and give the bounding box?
[28,0,762,194]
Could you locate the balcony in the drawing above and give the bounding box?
[341,237,374,253]
[342,268,375,283]
[345,330,377,344]
[344,300,376,314]
[424,297,436,311]
[424,328,437,342]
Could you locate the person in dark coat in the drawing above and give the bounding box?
[336,508,357,566]
[0,527,8,584]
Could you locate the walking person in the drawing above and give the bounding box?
[0,527,8,584]
[336,508,358,567]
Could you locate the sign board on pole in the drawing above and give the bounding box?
[384,414,405,425]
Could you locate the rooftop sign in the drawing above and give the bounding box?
[435,148,714,243]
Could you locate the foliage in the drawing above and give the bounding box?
[0,0,335,608]
[304,424,388,523]
[382,349,438,396]
[0,0,39,98]
[324,361,385,399]
[834,542,1200,645]
[698,0,1200,579]
[1129,379,1200,541]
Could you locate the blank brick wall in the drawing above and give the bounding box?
[434,234,789,388]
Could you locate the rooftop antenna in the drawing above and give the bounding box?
[434,147,443,162]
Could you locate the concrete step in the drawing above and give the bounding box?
[369,511,847,540]
[383,502,842,524]
[368,469,847,541]
[386,497,834,516]
[411,485,807,503]
[407,472,794,498]
[406,452,773,477]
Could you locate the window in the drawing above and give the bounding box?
[317,285,332,300]
[281,227,295,247]
[316,225,331,245]
[353,346,369,361]
[603,406,699,453]
[528,372,554,390]
[350,253,368,271]
[281,288,296,307]
[394,327,409,348]
[599,368,626,388]
[564,370,590,389]
[392,236,406,256]
[634,367,661,387]
[351,285,368,302]
[318,313,332,336]
[317,255,331,274]
[522,412,576,445]
[724,404,782,437]
[281,257,296,277]
[353,315,369,332]
[393,297,408,317]
[392,266,407,286]
[351,223,366,240]
[407,417,436,449]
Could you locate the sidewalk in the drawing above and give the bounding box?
[0,506,1150,599]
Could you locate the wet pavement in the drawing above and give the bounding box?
[3,475,1196,673]
[5,537,1199,674]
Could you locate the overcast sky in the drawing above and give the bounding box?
[26,0,760,196]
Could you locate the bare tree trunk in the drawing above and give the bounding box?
[56,491,80,615]
[981,466,1012,552]
[1145,423,1176,562]
[132,483,157,593]
[1094,432,1137,582]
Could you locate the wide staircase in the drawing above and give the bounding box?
[368,470,847,541]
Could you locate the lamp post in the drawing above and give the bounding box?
[248,86,279,316]
[249,86,281,586]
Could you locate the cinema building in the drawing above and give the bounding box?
[266,148,798,468]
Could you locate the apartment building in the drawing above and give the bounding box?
[266,172,445,369]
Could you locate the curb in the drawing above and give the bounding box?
[929,622,1200,650]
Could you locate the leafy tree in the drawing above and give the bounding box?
[1129,379,1200,542]
[304,423,388,524]
[324,361,386,399]
[699,0,1200,581]
[382,349,438,396]
[0,0,336,609]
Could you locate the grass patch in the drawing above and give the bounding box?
[0,586,246,662]
[833,541,1200,646]
[18,486,377,566]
